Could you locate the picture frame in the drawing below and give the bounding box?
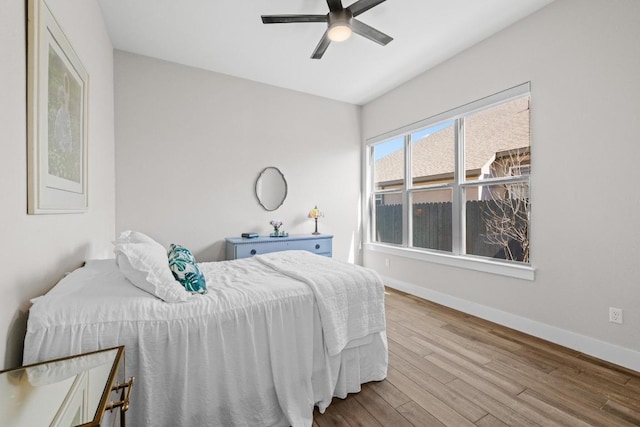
[27,0,89,214]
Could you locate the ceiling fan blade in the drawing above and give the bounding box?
[347,0,386,17]
[326,0,344,12]
[351,19,393,45]
[261,15,328,24]
[311,31,331,59]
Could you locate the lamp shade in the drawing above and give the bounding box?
[308,206,323,219]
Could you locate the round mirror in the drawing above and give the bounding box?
[255,167,287,211]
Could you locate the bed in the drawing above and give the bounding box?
[23,234,387,427]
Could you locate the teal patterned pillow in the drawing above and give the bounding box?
[167,244,207,294]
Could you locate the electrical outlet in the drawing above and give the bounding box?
[609,307,623,324]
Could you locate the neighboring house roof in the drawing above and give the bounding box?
[374,97,530,185]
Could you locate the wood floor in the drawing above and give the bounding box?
[313,288,640,427]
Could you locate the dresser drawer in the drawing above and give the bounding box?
[226,235,333,259]
[284,238,332,255]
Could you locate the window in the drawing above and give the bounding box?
[366,83,532,275]
[372,136,404,245]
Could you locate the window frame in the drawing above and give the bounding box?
[363,83,534,280]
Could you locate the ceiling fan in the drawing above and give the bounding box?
[261,0,393,59]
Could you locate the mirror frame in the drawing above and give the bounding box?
[255,166,288,211]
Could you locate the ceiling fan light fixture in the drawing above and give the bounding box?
[328,22,352,42]
[261,0,393,59]
[327,9,353,42]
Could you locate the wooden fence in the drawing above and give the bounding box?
[375,200,528,261]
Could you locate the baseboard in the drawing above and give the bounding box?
[383,276,640,373]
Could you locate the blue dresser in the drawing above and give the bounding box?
[225,234,333,260]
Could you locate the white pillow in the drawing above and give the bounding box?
[114,230,160,269]
[114,241,191,303]
[115,230,158,245]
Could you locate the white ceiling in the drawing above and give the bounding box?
[96,0,554,105]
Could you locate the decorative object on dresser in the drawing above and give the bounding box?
[308,205,324,235]
[269,219,288,237]
[226,234,333,260]
[0,346,132,427]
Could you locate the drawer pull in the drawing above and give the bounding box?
[250,249,257,255]
[315,244,320,250]
[107,376,135,413]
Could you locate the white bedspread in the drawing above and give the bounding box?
[23,253,387,427]
[255,251,386,356]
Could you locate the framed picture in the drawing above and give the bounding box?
[27,0,89,214]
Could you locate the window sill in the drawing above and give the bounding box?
[364,243,535,280]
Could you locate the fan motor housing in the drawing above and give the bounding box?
[328,9,353,42]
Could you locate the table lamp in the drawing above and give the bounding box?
[307,205,324,235]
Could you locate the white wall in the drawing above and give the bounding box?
[0,0,115,369]
[362,0,640,370]
[114,51,362,263]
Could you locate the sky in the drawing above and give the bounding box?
[373,121,454,160]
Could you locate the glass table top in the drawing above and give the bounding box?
[0,347,123,426]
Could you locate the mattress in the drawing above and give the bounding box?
[24,254,387,426]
